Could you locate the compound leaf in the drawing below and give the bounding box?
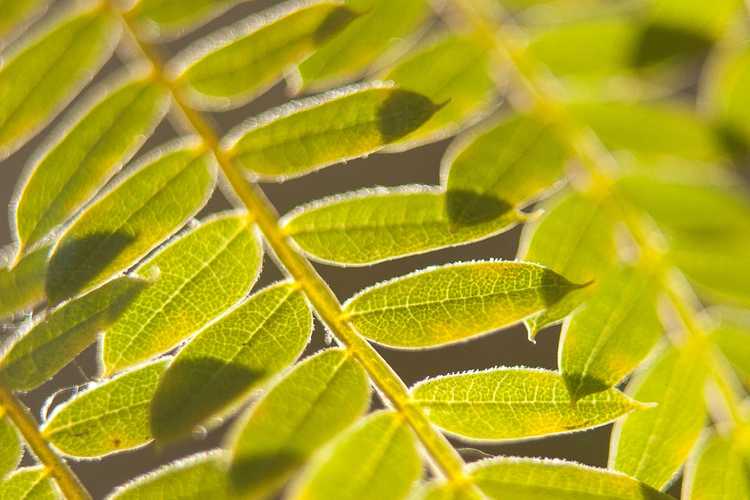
[283,186,523,266]
[0,0,48,43]
[290,411,421,500]
[0,416,22,478]
[229,348,370,497]
[0,467,59,500]
[223,83,439,180]
[128,0,241,40]
[683,432,750,500]
[0,277,146,392]
[41,358,168,458]
[14,76,170,252]
[0,244,49,320]
[46,143,217,304]
[0,5,120,159]
[150,282,312,443]
[343,261,581,348]
[101,213,262,376]
[412,368,644,441]
[175,2,358,110]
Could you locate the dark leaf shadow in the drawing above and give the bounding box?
[445,189,513,226]
[229,451,303,496]
[632,23,711,68]
[312,6,359,44]
[377,89,442,143]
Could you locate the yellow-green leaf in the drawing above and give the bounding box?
[710,309,750,385]
[343,261,581,348]
[290,411,421,500]
[647,0,742,39]
[0,6,120,159]
[229,348,370,497]
[46,143,217,304]
[0,0,48,43]
[150,282,312,443]
[0,416,22,478]
[683,432,750,500]
[412,368,645,441]
[414,482,484,500]
[704,44,750,150]
[0,467,59,500]
[101,213,262,376]
[283,186,523,266]
[128,0,242,41]
[223,83,439,180]
[0,277,146,392]
[174,2,358,110]
[0,244,49,320]
[41,358,168,458]
[14,76,170,252]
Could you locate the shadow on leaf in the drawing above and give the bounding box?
[377,89,442,143]
[229,451,303,496]
[563,373,611,402]
[446,189,513,226]
[632,23,711,68]
[312,6,359,43]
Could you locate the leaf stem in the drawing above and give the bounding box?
[108,4,469,484]
[0,384,91,500]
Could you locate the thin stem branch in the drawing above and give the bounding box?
[0,384,91,500]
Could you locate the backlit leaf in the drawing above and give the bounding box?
[647,0,742,39]
[342,261,581,348]
[14,76,170,252]
[561,266,663,399]
[229,348,370,497]
[46,143,217,304]
[174,2,358,110]
[415,482,484,500]
[101,213,262,376]
[0,467,59,500]
[128,0,242,41]
[412,368,644,440]
[42,358,168,458]
[703,44,750,149]
[0,277,146,392]
[296,0,430,91]
[610,342,707,489]
[683,432,750,500]
[0,0,48,43]
[381,34,497,150]
[710,309,750,385]
[223,83,439,180]
[0,244,49,320]
[150,282,312,442]
[0,5,120,159]
[290,411,421,500]
[0,416,22,478]
[283,186,523,266]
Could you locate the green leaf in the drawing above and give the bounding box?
[610,342,707,489]
[0,0,48,42]
[380,34,497,150]
[223,83,440,180]
[14,76,170,252]
[108,451,235,500]
[466,457,674,499]
[647,0,742,39]
[519,191,615,337]
[703,44,750,150]
[412,367,645,441]
[683,432,750,500]
[290,411,421,500]
[296,0,430,91]
[174,2,358,110]
[101,213,262,376]
[0,244,49,320]
[128,0,241,40]
[0,277,146,392]
[414,482,484,500]
[0,415,22,478]
[444,114,567,226]
[560,266,663,399]
[0,6,120,159]
[41,358,168,458]
[0,467,59,500]
[46,143,217,305]
[283,186,523,266]
[229,348,370,496]
[342,261,582,348]
[710,309,750,385]
[150,282,312,443]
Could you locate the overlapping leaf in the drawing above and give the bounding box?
[0,416,22,478]
[0,466,59,499]
[683,432,750,500]
[128,0,242,40]
[710,309,750,384]
[703,44,750,149]
[0,0,48,43]
[0,244,49,320]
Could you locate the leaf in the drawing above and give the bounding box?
[380,34,498,150]
[0,416,22,478]
[101,213,262,376]
[14,76,170,252]
[466,457,674,499]
[108,451,234,500]
[560,266,663,399]
[703,44,750,150]
[173,2,358,110]
[415,482,484,500]
[128,0,242,41]
[683,432,750,500]
[647,0,742,39]
[283,186,523,266]
[412,367,644,441]
[0,277,146,392]
[0,5,120,160]
[0,467,59,500]
[0,0,48,43]
[41,358,168,458]
[295,0,430,91]
[223,83,439,180]
[229,348,370,496]
[45,142,217,305]
[710,309,750,385]
[519,191,616,337]
[150,282,312,443]
[0,244,49,320]
[290,411,421,500]
[443,113,567,226]
[610,342,707,489]
[342,261,582,348]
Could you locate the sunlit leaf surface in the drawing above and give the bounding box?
[0,416,22,478]
[683,432,750,500]
[128,0,242,40]
[0,244,49,320]
[0,467,59,499]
